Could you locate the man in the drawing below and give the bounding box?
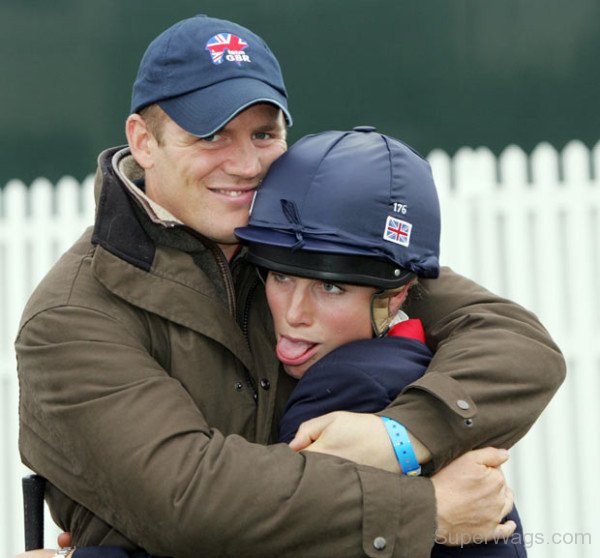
[16,15,564,558]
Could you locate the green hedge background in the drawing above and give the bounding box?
[1,0,598,184]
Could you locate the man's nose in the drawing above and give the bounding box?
[223,139,262,179]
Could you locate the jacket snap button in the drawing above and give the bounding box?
[373,536,387,550]
[456,399,470,410]
[234,382,243,391]
[259,378,270,390]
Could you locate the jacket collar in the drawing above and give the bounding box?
[92,146,156,271]
[91,245,253,368]
[111,148,183,226]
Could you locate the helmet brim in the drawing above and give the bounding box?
[244,243,413,289]
[235,224,376,257]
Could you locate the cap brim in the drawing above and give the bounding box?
[159,77,292,137]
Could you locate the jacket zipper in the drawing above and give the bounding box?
[207,243,237,319]
[239,272,260,401]
[182,226,237,318]
[185,228,258,401]
[225,254,259,402]
[241,277,260,345]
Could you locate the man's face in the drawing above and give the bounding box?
[265,272,376,379]
[143,104,287,258]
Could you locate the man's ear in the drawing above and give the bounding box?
[387,283,412,316]
[125,113,155,169]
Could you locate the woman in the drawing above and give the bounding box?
[235,127,525,555]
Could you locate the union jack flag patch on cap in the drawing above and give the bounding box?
[384,216,412,247]
[205,33,250,65]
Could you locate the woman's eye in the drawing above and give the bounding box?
[322,282,343,294]
[271,272,290,283]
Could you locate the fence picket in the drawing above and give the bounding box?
[530,144,564,329]
[593,141,600,182]
[56,177,84,256]
[29,179,57,292]
[0,180,28,556]
[429,149,465,273]
[2,181,29,357]
[469,148,503,293]
[498,146,532,307]
[563,140,591,185]
[81,175,97,222]
[449,147,483,280]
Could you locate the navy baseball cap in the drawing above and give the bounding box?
[235,126,440,287]
[131,15,292,137]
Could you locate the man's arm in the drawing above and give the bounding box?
[18,448,515,558]
[394,266,565,469]
[17,305,435,558]
[16,448,516,558]
[289,267,565,472]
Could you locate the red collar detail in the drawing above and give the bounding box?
[387,319,426,343]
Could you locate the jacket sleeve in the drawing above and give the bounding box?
[379,266,566,471]
[17,305,436,558]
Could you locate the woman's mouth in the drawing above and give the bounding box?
[276,335,320,367]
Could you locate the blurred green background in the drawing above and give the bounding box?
[1,0,598,185]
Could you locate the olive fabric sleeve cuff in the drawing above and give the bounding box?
[377,372,478,472]
[357,467,436,558]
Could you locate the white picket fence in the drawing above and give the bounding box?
[1,141,599,557]
[431,141,600,557]
[0,175,97,554]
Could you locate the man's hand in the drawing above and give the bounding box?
[289,411,431,471]
[57,533,72,548]
[14,533,73,558]
[432,447,516,546]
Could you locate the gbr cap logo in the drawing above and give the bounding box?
[205,33,251,65]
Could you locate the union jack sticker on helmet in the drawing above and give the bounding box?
[384,216,412,247]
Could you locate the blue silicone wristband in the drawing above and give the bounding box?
[381,417,421,476]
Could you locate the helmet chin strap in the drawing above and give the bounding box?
[370,289,403,337]
[370,282,414,337]
[370,291,392,337]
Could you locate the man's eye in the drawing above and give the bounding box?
[201,133,222,143]
[254,132,272,140]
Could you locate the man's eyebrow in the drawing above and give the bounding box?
[257,118,280,129]
[255,118,285,132]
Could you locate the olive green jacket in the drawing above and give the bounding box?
[16,147,565,558]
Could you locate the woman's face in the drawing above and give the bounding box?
[265,271,377,379]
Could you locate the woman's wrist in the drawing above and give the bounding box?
[52,547,76,558]
[380,416,422,475]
